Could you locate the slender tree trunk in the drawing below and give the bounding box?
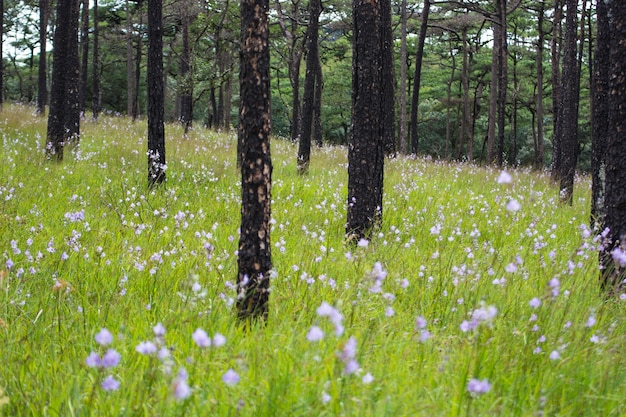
[80,0,89,114]
[591,0,609,229]
[535,3,545,169]
[147,0,166,186]
[496,0,508,167]
[126,0,135,117]
[297,0,321,175]
[47,0,74,160]
[65,0,81,141]
[133,2,143,120]
[558,0,580,205]
[179,13,193,134]
[551,0,563,180]
[601,0,626,292]
[486,19,499,164]
[398,0,408,153]
[237,0,272,321]
[0,0,3,110]
[313,53,323,147]
[460,28,472,161]
[92,0,101,119]
[381,0,395,156]
[347,0,385,239]
[37,0,49,114]
[224,51,233,130]
[410,0,430,154]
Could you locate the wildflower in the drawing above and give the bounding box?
[548,278,560,297]
[306,326,324,342]
[497,171,512,184]
[362,372,374,384]
[136,341,158,355]
[529,298,541,309]
[419,329,432,343]
[590,335,600,344]
[340,337,357,362]
[506,199,521,212]
[505,263,517,273]
[344,359,360,375]
[415,316,427,329]
[357,238,369,248]
[549,350,561,360]
[95,328,113,346]
[172,368,191,400]
[192,328,211,348]
[321,392,332,404]
[85,352,101,368]
[385,307,395,317]
[467,378,491,395]
[222,369,240,386]
[586,315,596,328]
[101,375,120,392]
[153,323,166,337]
[212,333,226,347]
[101,349,121,368]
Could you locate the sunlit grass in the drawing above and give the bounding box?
[1,103,625,416]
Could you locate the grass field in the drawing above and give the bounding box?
[1,104,625,416]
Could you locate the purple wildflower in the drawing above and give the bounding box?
[101,349,121,368]
[306,326,324,342]
[85,352,101,368]
[222,369,240,386]
[467,378,491,395]
[95,328,113,346]
[192,328,211,348]
[136,341,158,355]
[101,375,120,392]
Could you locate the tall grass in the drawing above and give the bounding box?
[1,104,624,416]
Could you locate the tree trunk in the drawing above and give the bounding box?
[47,0,74,160]
[80,0,89,114]
[0,0,3,110]
[410,0,430,154]
[535,3,545,169]
[550,0,563,180]
[496,0,508,167]
[460,28,472,161]
[65,0,81,141]
[92,0,101,119]
[381,0,395,156]
[558,0,580,205]
[591,0,609,229]
[37,0,49,114]
[126,0,135,117]
[346,0,385,239]
[133,2,143,120]
[237,0,272,321]
[486,18,498,165]
[601,0,626,292]
[147,0,166,186]
[297,0,321,175]
[179,13,193,134]
[313,53,323,148]
[398,0,408,153]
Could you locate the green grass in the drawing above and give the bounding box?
[1,103,625,416]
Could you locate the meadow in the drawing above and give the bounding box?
[1,104,625,416]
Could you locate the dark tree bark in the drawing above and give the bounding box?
[410,0,431,155]
[601,0,626,292]
[47,0,74,160]
[93,0,101,119]
[535,3,545,169]
[126,0,135,117]
[550,0,563,180]
[179,13,193,134]
[297,0,321,175]
[133,1,144,120]
[496,0,508,167]
[0,0,3,110]
[591,0,609,228]
[237,0,272,321]
[65,0,81,141]
[398,0,408,153]
[346,0,386,239]
[486,17,499,164]
[313,53,323,148]
[380,0,395,156]
[558,0,580,205]
[80,0,89,113]
[38,0,49,114]
[147,0,166,186]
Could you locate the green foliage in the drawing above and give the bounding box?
[0,104,624,416]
